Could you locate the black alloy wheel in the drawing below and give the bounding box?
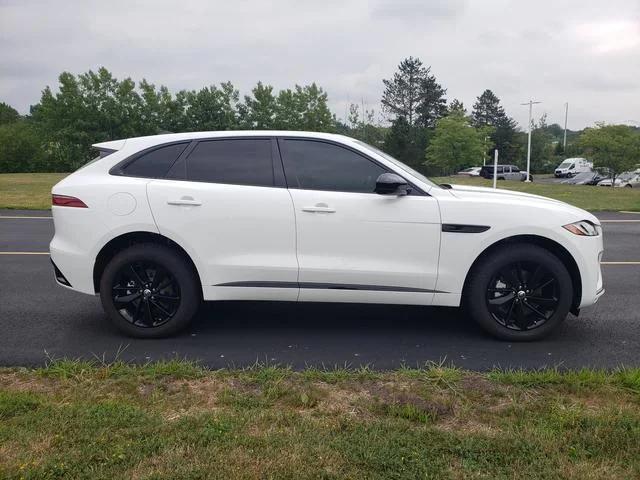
[111,261,181,328]
[464,244,573,341]
[100,243,200,338]
[486,261,559,331]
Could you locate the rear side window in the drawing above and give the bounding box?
[186,139,274,187]
[122,143,188,178]
[279,139,386,193]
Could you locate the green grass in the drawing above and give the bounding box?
[0,173,68,210]
[1,360,639,479]
[2,172,640,211]
[433,176,640,211]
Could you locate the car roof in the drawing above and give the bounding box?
[93,130,352,153]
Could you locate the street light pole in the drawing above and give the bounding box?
[521,99,541,182]
[563,102,569,151]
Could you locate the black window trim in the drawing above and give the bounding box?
[110,136,286,189]
[109,135,427,195]
[175,136,281,188]
[275,136,427,196]
[109,140,193,179]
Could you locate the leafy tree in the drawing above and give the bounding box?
[183,82,240,131]
[0,121,46,172]
[296,83,334,132]
[344,103,385,145]
[0,102,20,125]
[273,84,333,132]
[579,124,640,185]
[425,111,485,175]
[138,80,186,134]
[239,82,277,129]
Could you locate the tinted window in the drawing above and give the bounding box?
[512,166,520,172]
[186,139,274,186]
[123,143,188,178]
[280,139,386,193]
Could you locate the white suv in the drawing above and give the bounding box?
[50,131,604,341]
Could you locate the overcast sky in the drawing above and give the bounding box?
[1,0,639,130]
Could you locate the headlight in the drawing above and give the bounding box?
[563,220,600,236]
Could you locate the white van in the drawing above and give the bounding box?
[554,158,593,178]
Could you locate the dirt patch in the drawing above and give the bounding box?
[0,372,60,395]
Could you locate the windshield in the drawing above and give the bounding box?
[558,160,573,168]
[354,140,439,188]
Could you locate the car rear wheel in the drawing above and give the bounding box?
[99,243,200,338]
[464,244,573,341]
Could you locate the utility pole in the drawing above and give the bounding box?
[563,102,569,151]
[521,99,541,182]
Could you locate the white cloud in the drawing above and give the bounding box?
[0,0,638,128]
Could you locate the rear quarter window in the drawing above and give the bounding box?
[121,143,189,178]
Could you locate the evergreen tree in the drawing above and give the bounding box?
[447,98,466,116]
[381,57,447,171]
[471,89,518,160]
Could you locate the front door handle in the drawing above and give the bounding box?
[302,203,335,214]
[167,196,202,206]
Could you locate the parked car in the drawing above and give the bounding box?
[561,171,609,186]
[479,165,532,181]
[50,131,604,341]
[457,167,482,177]
[554,158,592,178]
[597,170,640,188]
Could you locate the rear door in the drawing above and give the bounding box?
[147,137,298,301]
[278,137,441,305]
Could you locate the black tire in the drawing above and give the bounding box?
[99,243,200,338]
[464,244,573,341]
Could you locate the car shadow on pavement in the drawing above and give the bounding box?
[191,301,485,337]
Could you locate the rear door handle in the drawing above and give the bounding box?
[302,203,335,214]
[167,196,202,206]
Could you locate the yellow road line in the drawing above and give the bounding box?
[0,252,50,255]
[600,219,640,223]
[0,216,52,219]
[600,261,640,265]
[619,211,640,214]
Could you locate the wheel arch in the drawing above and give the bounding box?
[93,231,203,296]
[461,234,582,314]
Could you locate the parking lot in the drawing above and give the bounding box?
[1,209,639,370]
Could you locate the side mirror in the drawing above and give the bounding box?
[375,173,411,196]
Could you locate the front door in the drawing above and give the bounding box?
[278,138,441,305]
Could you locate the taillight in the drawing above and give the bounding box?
[52,194,88,208]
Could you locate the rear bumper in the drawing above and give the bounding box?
[50,240,96,294]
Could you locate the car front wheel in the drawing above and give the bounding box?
[464,244,573,341]
[99,243,200,338]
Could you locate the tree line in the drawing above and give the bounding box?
[1,59,638,176]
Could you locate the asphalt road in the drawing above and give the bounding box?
[1,209,639,370]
